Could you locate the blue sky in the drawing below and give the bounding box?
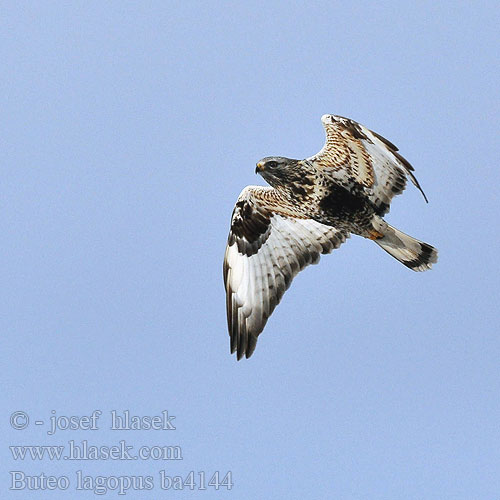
[1,1,499,498]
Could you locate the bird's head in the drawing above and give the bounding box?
[255,156,302,188]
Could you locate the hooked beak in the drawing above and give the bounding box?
[255,162,264,174]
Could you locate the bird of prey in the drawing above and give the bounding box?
[223,114,437,359]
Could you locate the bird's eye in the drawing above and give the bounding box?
[267,161,278,169]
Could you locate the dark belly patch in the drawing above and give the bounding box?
[320,185,366,216]
[318,184,375,231]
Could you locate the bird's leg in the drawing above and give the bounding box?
[367,229,385,240]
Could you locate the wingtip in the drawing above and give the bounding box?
[231,336,257,360]
[420,187,429,204]
[231,345,244,361]
[234,348,249,361]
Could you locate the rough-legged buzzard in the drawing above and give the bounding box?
[224,115,437,359]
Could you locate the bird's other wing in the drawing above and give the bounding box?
[224,186,348,360]
[310,114,428,215]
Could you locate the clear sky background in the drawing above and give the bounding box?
[1,1,499,499]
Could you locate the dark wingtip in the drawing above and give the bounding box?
[231,335,257,360]
[246,335,257,358]
[408,171,429,204]
[232,343,244,361]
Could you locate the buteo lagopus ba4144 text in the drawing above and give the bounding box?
[224,114,438,359]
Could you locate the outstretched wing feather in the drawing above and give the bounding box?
[311,114,428,214]
[224,186,348,359]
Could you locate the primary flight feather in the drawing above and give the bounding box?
[224,114,438,359]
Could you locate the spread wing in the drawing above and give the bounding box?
[310,114,428,215]
[224,186,348,360]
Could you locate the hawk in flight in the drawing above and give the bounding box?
[224,115,438,359]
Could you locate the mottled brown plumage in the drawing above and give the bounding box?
[224,115,437,359]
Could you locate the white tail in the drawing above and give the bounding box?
[375,223,438,272]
